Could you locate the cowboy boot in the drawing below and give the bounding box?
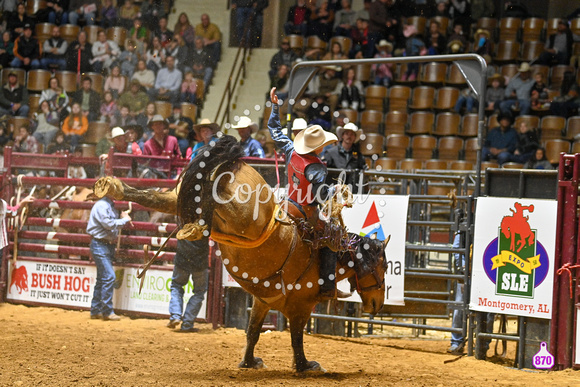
[318,247,352,300]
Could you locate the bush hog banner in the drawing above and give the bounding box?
[470,198,557,319]
[7,260,206,319]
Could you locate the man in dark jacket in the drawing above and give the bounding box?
[10,24,41,70]
[0,72,29,117]
[284,0,312,36]
[71,76,101,122]
[190,37,213,93]
[323,122,366,192]
[269,37,298,80]
[368,0,396,57]
[66,31,93,73]
[538,19,574,65]
[40,25,68,70]
[166,239,210,333]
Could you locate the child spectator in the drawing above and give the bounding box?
[100,91,119,125]
[307,93,332,131]
[116,104,137,127]
[39,77,69,122]
[524,147,553,170]
[129,18,148,57]
[46,131,70,154]
[340,67,363,111]
[62,102,88,150]
[100,0,118,29]
[118,40,139,78]
[118,0,139,29]
[530,72,549,110]
[510,121,540,164]
[67,148,87,179]
[13,125,39,154]
[0,31,14,69]
[372,39,393,87]
[33,100,60,151]
[454,88,477,113]
[104,64,126,99]
[180,71,198,104]
[402,24,425,82]
[486,73,505,111]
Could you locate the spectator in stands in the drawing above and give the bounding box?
[454,88,477,114]
[165,34,190,74]
[340,67,363,111]
[69,0,97,26]
[174,12,196,47]
[118,0,139,29]
[308,65,342,112]
[232,116,265,158]
[270,64,290,100]
[530,73,549,110]
[473,28,492,57]
[180,71,198,104]
[448,23,467,49]
[68,148,87,179]
[449,0,471,36]
[118,79,149,117]
[372,39,394,87]
[486,73,504,112]
[132,59,156,90]
[426,20,447,55]
[148,55,182,105]
[140,0,164,30]
[108,126,142,156]
[524,148,553,170]
[104,65,126,99]
[231,0,253,46]
[100,0,118,28]
[350,17,369,59]
[155,16,173,48]
[482,111,518,166]
[323,122,365,191]
[269,37,298,81]
[62,102,88,150]
[125,124,144,151]
[39,77,69,122]
[368,0,395,58]
[11,24,40,70]
[0,31,14,69]
[91,30,121,74]
[333,0,357,37]
[143,114,181,156]
[471,0,494,20]
[41,26,67,70]
[72,76,101,122]
[509,121,539,164]
[401,24,425,82]
[33,100,60,150]
[499,62,534,116]
[195,14,222,67]
[46,0,69,25]
[550,80,580,118]
[0,71,29,117]
[99,90,119,125]
[167,239,209,333]
[46,131,70,154]
[116,104,137,127]
[66,31,93,73]
[323,41,346,62]
[251,0,269,48]
[190,37,213,94]
[7,3,31,36]
[167,104,193,156]
[355,0,371,21]
[284,0,311,36]
[86,196,131,321]
[118,40,139,78]
[135,102,157,143]
[309,0,335,42]
[145,36,165,73]
[538,19,573,66]
[129,18,148,57]
[307,93,332,131]
[13,125,39,154]
[189,118,220,159]
[434,0,450,17]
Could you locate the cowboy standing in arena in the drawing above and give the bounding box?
[86,197,131,321]
[268,87,349,299]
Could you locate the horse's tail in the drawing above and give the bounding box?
[177,135,245,227]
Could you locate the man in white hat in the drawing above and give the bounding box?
[269,87,350,300]
[143,114,181,157]
[499,62,535,116]
[323,122,366,192]
[232,116,265,158]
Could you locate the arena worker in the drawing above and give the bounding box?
[86,196,132,321]
[322,122,366,192]
[268,87,350,300]
[167,239,209,333]
[232,116,265,158]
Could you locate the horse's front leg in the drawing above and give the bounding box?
[290,313,325,372]
[239,297,270,369]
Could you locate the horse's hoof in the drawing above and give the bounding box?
[296,361,326,373]
[238,357,266,369]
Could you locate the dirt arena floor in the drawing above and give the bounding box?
[0,303,579,386]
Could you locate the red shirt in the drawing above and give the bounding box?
[143,135,181,157]
[293,7,307,25]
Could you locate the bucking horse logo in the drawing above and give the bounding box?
[9,264,28,294]
[500,202,535,253]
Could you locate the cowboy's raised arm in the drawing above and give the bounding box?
[267,87,293,159]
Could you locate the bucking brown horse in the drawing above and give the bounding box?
[93,135,390,372]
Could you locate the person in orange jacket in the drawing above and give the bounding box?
[61,101,88,151]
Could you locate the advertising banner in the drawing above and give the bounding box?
[7,260,206,319]
[469,197,556,319]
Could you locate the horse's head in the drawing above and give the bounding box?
[348,235,391,315]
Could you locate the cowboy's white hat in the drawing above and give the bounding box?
[111,127,125,139]
[231,116,258,133]
[337,122,362,142]
[293,125,337,155]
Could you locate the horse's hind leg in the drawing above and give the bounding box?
[290,313,325,372]
[239,297,270,369]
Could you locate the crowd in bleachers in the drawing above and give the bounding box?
[0,0,223,162]
[266,0,580,170]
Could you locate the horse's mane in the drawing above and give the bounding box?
[339,233,386,278]
[177,135,245,227]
